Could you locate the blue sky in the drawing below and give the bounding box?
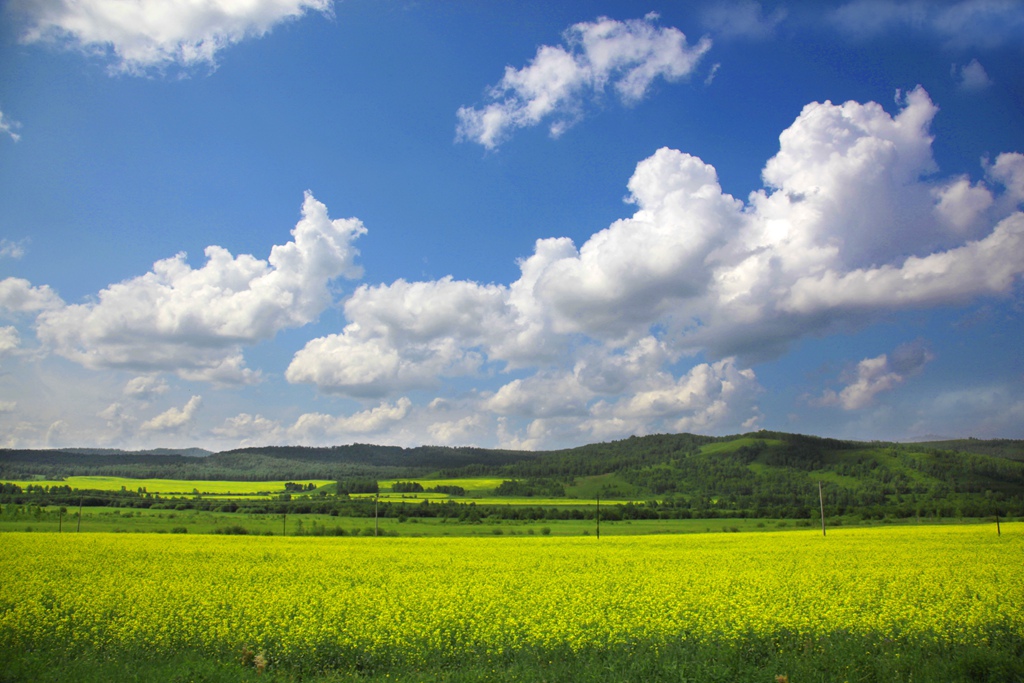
[1,0,1022,451]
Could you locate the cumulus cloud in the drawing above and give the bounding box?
[286,277,509,397]
[456,14,711,148]
[140,395,202,432]
[288,86,1024,447]
[0,326,20,355]
[953,58,993,90]
[30,192,363,383]
[815,342,934,410]
[0,278,64,313]
[830,0,1024,49]
[0,110,21,142]
[212,413,284,446]
[15,0,333,74]
[290,397,412,441]
[124,376,170,400]
[428,414,487,446]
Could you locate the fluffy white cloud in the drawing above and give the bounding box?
[830,0,1024,49]
[286,277,509,396]
[0,278,64,313]
[427,414,487,446]
[456,14,711,148]
[290,397,412,441]
[587,358,762,435]
[16,0,333,74]
[124,376,170,400]
[140,395,202,432]
[32,192,363,383]
[212,413,284,446]
[0,326,19,355]
[525,148,743,339]
[288,87,1024,447]
[0,110,21,142]
[815,342,933,410]
[988,152,1024,208]
[933,176,994,235]
[490,359,761,448]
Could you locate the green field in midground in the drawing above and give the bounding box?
[0,503,1009,538]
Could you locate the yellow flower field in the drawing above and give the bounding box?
[1,524,1020,671]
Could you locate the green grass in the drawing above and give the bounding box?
[1,504,1006,537]
[565,472,642,499]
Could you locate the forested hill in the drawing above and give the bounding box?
[0,443,541,481]
[3,432,1024,508]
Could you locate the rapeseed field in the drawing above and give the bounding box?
[1,524,1021,681]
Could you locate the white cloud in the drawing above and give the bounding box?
[290,397,412,441]
[815,342,933,410]
[16,0,333,74]
[32,192,364,383]
[702,1,787,40]
[988,152,1024,208]
[427,414,487,446]
[587,358,762,435]
[288,87,1024,447]
[0,110,21,142]
[140,395,202,432]
[124,376,170,399]
[830,0,1024,49]
[0,401,16,413]
[933,176,994,235]
[0,326,20,355]
[286,277,509,396]
[456,14,711,148]
[780,211,1024,315]
[0,278,64,313]
[0,239,27,259]
[45,419,69,447]
[491,359,761,448]
[212,413,284,446]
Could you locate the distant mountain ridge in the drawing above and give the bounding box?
[54,447,213,458]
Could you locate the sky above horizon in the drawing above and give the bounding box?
[1,0,1023,452]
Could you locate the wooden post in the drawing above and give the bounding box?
[818,481,826,537]
[375,495,379,537]
[58,507,62,533]
[282,511,287,537]
[996,513,1001,536]
[596,494,600,540]
[77,498,83,532]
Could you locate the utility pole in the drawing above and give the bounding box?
[596,494,600,540]
[996,512,1001,536]
[283,511,287,537]
[375,494,379,537]
[77,497,83,532]
[818,481,826,537]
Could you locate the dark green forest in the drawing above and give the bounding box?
[2,431,1023,520]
